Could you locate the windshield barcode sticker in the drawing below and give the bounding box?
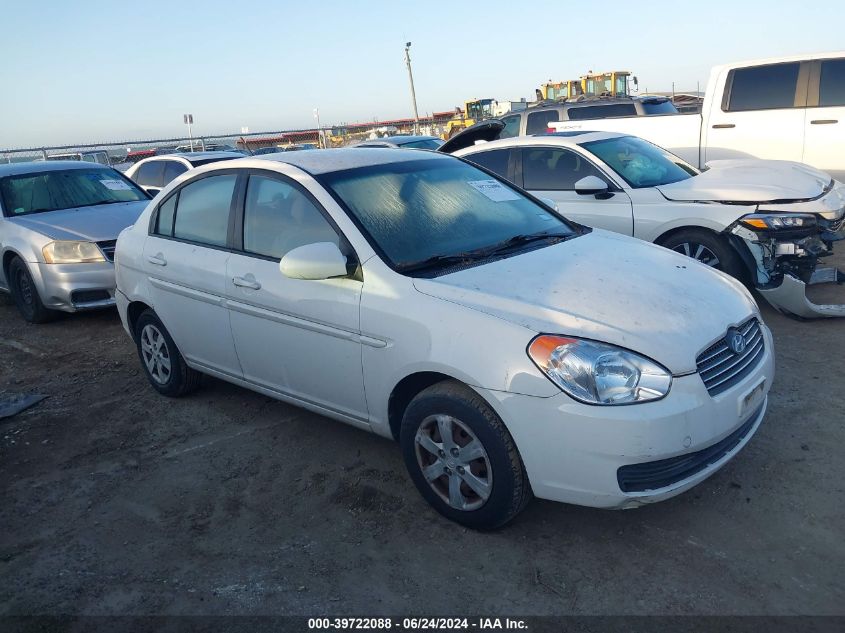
[100,179,132,191]
[468,179,521,202]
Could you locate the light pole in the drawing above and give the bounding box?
[183,114,194,152]
[313,107,322,149]
[404,42,420,135]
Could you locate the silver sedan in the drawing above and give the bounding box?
[0,161,150,322]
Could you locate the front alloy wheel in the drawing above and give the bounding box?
[414,414,492,511]
[671,241,721,267]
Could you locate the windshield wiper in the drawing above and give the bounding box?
[396,232,571,274]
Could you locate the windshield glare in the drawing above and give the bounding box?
[0,168,147,216]
[581,136,698,188]
[320,158,575,271]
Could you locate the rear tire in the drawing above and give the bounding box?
[8,257,57,324]
[134,310,201,397]
[660,228,745,281]
[400,380,531,530]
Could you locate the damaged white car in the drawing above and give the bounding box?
[443,124,845,318]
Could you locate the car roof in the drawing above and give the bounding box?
[0,160,112,177]
[201,147,453,176]
[453,131,627,154]
[148,151,243,162]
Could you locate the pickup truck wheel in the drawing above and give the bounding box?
[660,229,745,281]
[8,257,57,323]
[400,380,531,530]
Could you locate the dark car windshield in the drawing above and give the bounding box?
[319,158,577,273]
[640,99,679,115]
[0,168,148,216]
[397,138,444,150]
[581,136,698,188]
[188,156,242,168]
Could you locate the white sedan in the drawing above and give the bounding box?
[445,125,845,318]
[115,148,772,528]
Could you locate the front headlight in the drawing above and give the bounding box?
[528,335,672,405]
[740,213,817,231]
[42,241,105,264]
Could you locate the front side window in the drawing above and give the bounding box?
[464,149,511,179]
[581,136,697,188]
[0,168,147,216]
[243,175,338,259]
[526,110,559,135]
[819,59,845,107]
[163,161,188,185]
[318,157,576,272]
[522,148,604,190]
[499,115,521,139]
[172,174,237,246]
[727,62,800,111]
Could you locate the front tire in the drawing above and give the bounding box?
[134,310,201,397]
[660,228,746,281]
[8,257,57,323]
[400,380,531,530]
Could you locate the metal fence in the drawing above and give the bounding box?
[0,112,457,172]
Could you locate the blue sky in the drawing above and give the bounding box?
[1,0,843,148]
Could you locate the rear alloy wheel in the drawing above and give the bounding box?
[134,310,201,397]
[400,380,531,529]
[8,257,57,323]
[660,229,745,281]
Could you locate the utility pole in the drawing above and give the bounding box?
[404,42,420,135]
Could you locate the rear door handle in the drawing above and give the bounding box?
[712,123,736,129]
[233,276,261,290]
[810,119,838,125]
[146,253,166,266]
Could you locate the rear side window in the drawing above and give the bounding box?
[726,63,800,111]
[499,114,521,139]
[171,175,237,247]
[162,161,187,185]
[243,175,338,259]
[526,110,559,135]
[567,103,637,120]
[134,161,164,188]
[464,149,511,180]
[640,99,678,115]
[522,148,604,190]
[819,59,845,107]
[155,194,177,237]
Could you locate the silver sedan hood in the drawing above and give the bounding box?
[7,201,149,242]
[414,230,758,375]
[657,159,831,203]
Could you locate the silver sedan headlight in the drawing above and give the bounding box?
[42,241,106,264]
[528,335,672,405]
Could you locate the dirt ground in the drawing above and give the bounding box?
[1,261,844,616]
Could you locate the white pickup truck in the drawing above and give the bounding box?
[549,52,845,181]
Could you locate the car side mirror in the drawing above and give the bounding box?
[280,242,348,280]
[574,176,609,196]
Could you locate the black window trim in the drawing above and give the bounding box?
[721,60,809,113]
[516,145,622,192]
[147,168,242,254]
[232,167,359,268]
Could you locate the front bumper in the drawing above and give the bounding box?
[31,261,116,312]
[758,270,845,318]
[477,324,774,509]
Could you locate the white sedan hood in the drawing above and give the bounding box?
[413,231,758,375]
[657,159,831,203]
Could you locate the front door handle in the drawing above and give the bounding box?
[810,119,838,125]
[712,123,736,129]
[147,253,166,266]
[233,276,261,290]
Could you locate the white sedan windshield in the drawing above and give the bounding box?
[582,136,698,188]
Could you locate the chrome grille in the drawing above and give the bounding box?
[97,240,116,262]
[696,318,764,397]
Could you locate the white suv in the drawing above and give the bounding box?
[115,149,773,528]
